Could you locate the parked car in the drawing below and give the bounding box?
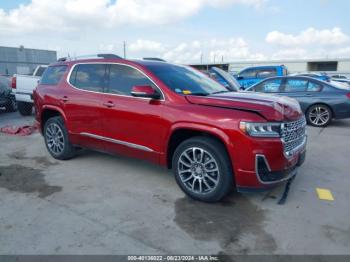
[34,54,307,202]
[0,75,17,112]
[290,72,330,82]
[331,74,350,86]
[11,65,47,116]
[234,65,288,89]
[208,67,241,91]
[246,76,350,127]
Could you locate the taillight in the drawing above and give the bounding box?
[11,77,16,89]
[347,93,350,99]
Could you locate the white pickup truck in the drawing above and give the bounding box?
[12,65,47,116]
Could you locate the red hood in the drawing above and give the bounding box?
[185,92,302,121]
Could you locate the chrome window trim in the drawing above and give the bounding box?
[66,62,166,101]
[80,132,154,152]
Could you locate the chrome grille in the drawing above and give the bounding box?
[281,117,306,155]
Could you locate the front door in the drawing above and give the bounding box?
[100,64,167,163]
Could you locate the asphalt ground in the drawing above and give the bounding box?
[0,111,349,255]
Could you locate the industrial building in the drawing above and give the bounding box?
[191,58,350,76]
[0,46,57,76]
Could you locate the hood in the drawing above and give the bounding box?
[185,92,302,121]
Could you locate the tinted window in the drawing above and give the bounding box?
[145,64,227,96]
[107,65,155,95]
[35,66,47,77]
[254,79,282,93]
[40,66,67,85]
[70,64,107,92]
[256,69,277,78]
[239,69,256,79]
[307,81,322,92]
[284,79,308,92]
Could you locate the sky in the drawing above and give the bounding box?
[0,0,350,63]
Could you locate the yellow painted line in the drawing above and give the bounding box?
[316,188,334,201]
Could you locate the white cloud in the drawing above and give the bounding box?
[136,37,266,63]
[129,40,165,52]
[0,0,266,35]
[266,27,350,46]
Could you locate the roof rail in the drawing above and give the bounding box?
[143,57,166,62]
[57,53,123,62]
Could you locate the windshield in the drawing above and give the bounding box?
[145,64,228,96]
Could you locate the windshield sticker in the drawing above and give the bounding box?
[175,88,182,93]
[182,90,192,94]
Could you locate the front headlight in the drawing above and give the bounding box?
[239,121,281,137]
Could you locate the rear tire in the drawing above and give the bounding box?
[172,136,233,202]
[306,104,332,127]
[17,102,33,116]
[44,116,76,160]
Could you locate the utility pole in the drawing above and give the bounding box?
[123,41,126,59]
[200,52,203,65]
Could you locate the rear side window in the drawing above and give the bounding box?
[69,64,107,92]
[256,69,277,78]
[284,79,308,92]
[239,69,256,79]
[40,66,67,85]
[307,81,322,92]
[107,64,155,95]
[254,79,282,93]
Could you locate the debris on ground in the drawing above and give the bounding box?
[0,124,38,136]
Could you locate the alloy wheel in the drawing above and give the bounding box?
[45,123,65,155]
[177,147,220,194]
[308,106,330,126]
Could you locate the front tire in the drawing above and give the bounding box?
[44,116,75,160]
[17,102,33,116]
[306,104,332,127]
[172,136,233,202]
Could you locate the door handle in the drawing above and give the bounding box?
[305,93,313,96]
[103,101,115,108]
[61,96,69,103]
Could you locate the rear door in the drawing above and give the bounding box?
[281,78,322,112]
[63,63,107,148]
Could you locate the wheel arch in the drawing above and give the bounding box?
[165,123,232,170]
[41,105,67,134]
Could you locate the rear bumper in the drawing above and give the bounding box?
[15,92,33,103]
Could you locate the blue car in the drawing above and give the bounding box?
[235,65,288,89]
[291,72,330,82]
[246,76,350,127]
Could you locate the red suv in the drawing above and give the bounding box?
[33,54,307,202]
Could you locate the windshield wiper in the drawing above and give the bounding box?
[211,90,230,95]
[187,92,210,96]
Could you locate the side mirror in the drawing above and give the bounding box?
[131,85,161,99]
